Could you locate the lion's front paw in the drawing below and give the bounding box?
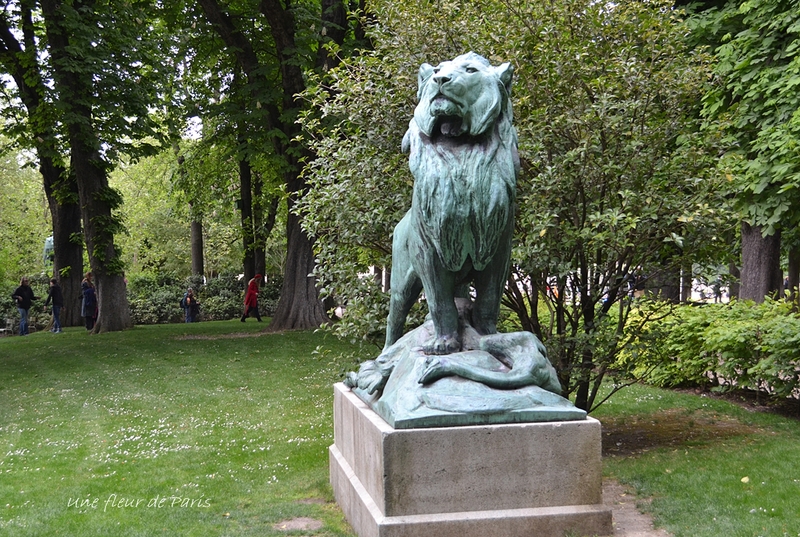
[422,334,461,355]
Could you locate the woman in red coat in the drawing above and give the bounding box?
[241,274,263,322]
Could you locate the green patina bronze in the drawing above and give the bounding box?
[386,52,518,355]
[344,53,585,426]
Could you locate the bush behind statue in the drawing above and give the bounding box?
[624,299,800,400]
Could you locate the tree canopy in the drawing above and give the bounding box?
[696,0,800,235]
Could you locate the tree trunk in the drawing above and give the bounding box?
[262,195,279,272]
[191,218,204,276]
[176,148,205,278]
[252,170,266,276]
[649,265,681,303]
[680,262,692,302]
[42,0,131,333]
[573,299,595,411]
[45,173,84,327]
[267,205,329,330]
[316,0,347,71]
[728,262,740,300]
[239,156,255,282]
[33,142,85,328]
[740,222,782,302]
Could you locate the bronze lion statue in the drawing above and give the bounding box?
[385,52,519,355]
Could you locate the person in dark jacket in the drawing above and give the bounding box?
[81,271,97,330]
[44,277,64,333]
[182,287,200,323]
[11,276,39,336]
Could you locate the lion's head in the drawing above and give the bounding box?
[411,52,513,139]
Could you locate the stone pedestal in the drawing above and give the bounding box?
[330,383,612,537]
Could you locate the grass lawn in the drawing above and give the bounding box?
[594,384,800,537]
[0,321,366,536]
[2,321,800,537]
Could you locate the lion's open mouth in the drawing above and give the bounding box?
[425,95,467,137]
[435,116,466,137]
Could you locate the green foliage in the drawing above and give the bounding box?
[509,0,732,409]
[626,300,800,400]
[694,0,800,234]
[112,153,192,275]
[126,272,185,324]
[46,1,168,160]
[0,147,51,290]
[111,150,251,279]
[299,0,733,409]
[125,271,282,325]
[258,274,283,318]
[198,272,247,321]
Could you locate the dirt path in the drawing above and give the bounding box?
[604,479,671,536]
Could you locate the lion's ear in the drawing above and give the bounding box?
[418,63,435,97]
[496,62,514,94]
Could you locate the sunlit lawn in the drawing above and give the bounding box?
[3,322,800,537]
[0,321,364,536]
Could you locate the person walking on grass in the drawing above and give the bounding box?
[81,271,97,331]
[11,276,39,336]
[44,277,64,333]
[182,287,200,323]
[241,274,263,322]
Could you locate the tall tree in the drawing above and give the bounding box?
[191,0,358,330]
[172,147,205,277]
[693,0,800,301]
[38,0,167,332]
[0,0,84,326]
[299,0,732,411]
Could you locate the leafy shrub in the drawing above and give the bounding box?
[199,271,245,321]
[1,284,20,332]
[127,272,184,324]
[626,299,800,399]
[125,271,282,324]
[259,275,282,317]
